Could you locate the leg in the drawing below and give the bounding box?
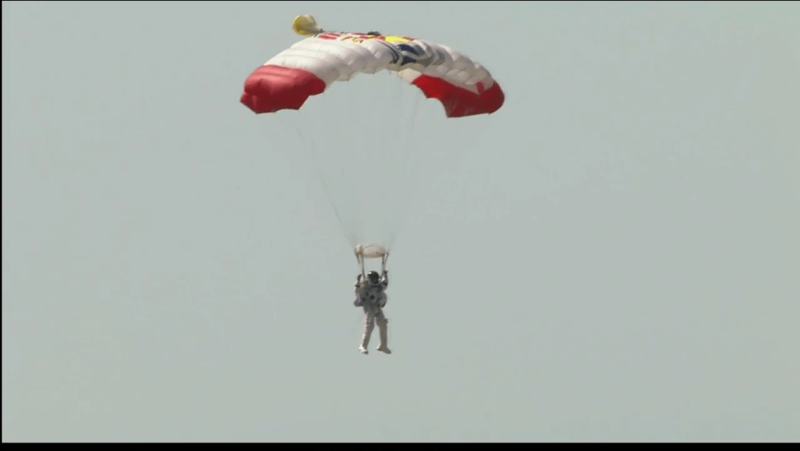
[359,306,375,354]
[375,306,391,354]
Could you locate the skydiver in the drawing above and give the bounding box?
[353,269,391,355]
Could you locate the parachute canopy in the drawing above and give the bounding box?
[240,15,505,118]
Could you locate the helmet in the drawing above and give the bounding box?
[367,271,380,284]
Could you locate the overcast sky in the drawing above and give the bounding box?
[3,1,799,442]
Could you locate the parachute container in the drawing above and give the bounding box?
[355,243,388,260]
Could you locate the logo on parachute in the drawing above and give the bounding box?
[316,32,414,44]
[315,32,431,66]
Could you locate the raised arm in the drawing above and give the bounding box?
[380,271,389,290]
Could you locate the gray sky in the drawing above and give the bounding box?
[3,1,799,442]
